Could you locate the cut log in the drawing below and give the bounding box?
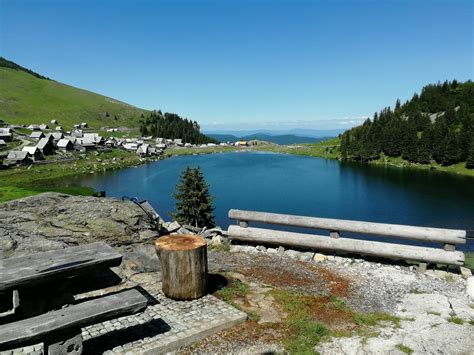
[155,234,208,300]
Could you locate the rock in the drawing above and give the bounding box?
[313,253,328,263]
[138,229,160,241]
[460,266,472,278]
[277,246,285,255]
[165,221,181,233]
[256,245,266,252]
[0,192,158,258]
[467,277,474,300]
[284,249,301,260]
[177,227,192,235]
[211,235,223,246]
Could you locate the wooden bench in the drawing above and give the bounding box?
[228,209,466,267]
[0,289,147,352]
[0,242,149,353]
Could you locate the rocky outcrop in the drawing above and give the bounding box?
[0,193,162,274]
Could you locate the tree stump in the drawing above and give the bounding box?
[155,234,208,300]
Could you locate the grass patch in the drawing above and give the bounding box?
[409,288,425,294]
[0,67,146,129]
[213,277,261,321]
[353,312,402,328]
[396,343,414,354]
[465,253,474,271]
[427,311,441,316]
[444,274,455,283]
[447,316,464,325]
[209,242,231,252]
[0,149,144,203]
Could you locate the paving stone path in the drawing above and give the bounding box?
[1,272,247,355]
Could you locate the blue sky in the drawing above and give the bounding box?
[1,0,472,131]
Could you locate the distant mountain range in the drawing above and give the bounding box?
[207,133,333,145]
[204,128,344,139]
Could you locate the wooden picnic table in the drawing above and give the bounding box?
[0,242,149,354]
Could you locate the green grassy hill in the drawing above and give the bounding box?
[0,58,147,129]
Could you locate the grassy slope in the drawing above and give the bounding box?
[0,67,147,129]
[0,149,144,202]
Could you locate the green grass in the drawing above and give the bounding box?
[465,253,474,271]
[447,316,465,325]
[396,343,414,354]
[427,311,441,316]
[0,149,144,202]
[0,67,147,129]
[209,242,231,252]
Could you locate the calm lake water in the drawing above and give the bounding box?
[64,152,474,251]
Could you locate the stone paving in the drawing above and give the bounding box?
[1,272,247,355]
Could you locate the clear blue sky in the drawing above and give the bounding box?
[1,0,472,131]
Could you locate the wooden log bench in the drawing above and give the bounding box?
[0,289,147,353]
[228,209,466,268]
[0,242,149,354]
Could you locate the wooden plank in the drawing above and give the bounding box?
[228,209,467,245]
[228,226,465,266]
[0,288,147,350]
[0,242,122,292]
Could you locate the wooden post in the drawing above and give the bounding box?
[239,220,248,228]
[155,234,208,301]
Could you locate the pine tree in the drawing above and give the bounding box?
[466,143,474,169]
[172,166,215,228]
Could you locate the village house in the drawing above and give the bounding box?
[156,137,164,144]
[57,138,74,151]
[156,143,167,149]
[0,139,6,148]
[235,141,248,146]
[22,146,44,161]
[173,138,183,146]
[30,131,45,140]
[50,119,58,124]
[0,128,12,142]
[51,132,64,142]
[123,142,138,151]
[5,151,32,165]
[81,122,88,128]
[72,129,83,138]
[55,126,63,132]
[83,133,104,145]
[39,124,49,130]
[137,143,150,157]
[27,124,41,131]
[37,138,55,155]
[184,143,192,147]
[76,137,96,150]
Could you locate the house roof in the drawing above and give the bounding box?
[37,138,52,149]
[0,139,6,145]
[7,151,29,161]
[57,138,73,147]
[30,131,44,138]
[22,146,40,154]
[51,132,64,139]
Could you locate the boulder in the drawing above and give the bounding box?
[467,277,474,301]
[0,192,159,258]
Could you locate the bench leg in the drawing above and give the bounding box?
[44,329,83,355]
